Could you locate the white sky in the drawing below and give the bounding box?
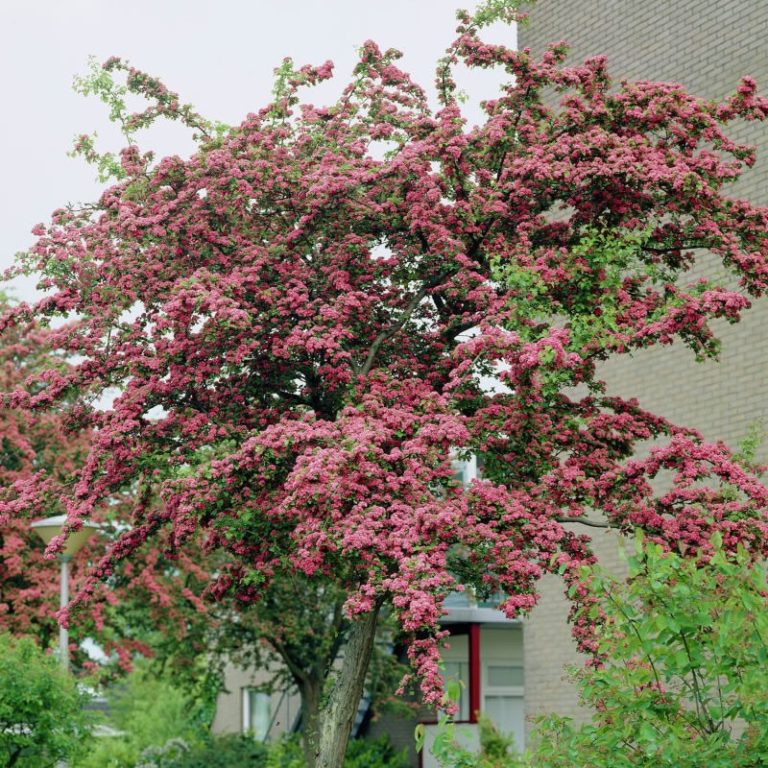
[1,1,516,302]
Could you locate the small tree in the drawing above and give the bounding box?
[0,634,88,767]
[531,535,768,768]
[6,1,768,764]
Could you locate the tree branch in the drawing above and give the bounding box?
[554,516,610,529]
[359,285,430,377]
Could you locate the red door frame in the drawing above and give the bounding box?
[468,622,481,723]
[416,622,482,768]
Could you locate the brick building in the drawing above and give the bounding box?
[518,0,768,727]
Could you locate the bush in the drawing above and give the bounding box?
[429,715,522,768]
[137,734,267,768]
[137,733,408,768]
[343,735,410,768]
[71,662,207,768]
[0,633,89,767]
[531,534,768,768]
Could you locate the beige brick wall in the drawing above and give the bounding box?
[519,0,768,729]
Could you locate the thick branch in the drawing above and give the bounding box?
[554,516,610,529]
[359,286,430,377]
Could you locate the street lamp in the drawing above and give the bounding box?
[30,515,101,673]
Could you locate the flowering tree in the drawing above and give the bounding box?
[5,2,768,764]
[0,304,95,651]
[0,301,205,671]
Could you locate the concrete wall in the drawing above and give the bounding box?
[212,662,301,741]
[518,0,768,726]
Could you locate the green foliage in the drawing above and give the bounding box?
[0,634,89,768]
[71,56,227,182]
[72,662,207,768]
[424,674,521,768]
[471,0,528,27]
[475,717,523,767]
[343,736,410,768]
[530,534,768,768]
[731,421,765,469]
[137,734,268,768]
[132,733,406,768]
[429,715,522,768]
[264,735,303,768]
[259,735,408,768]
[432,535,768,768]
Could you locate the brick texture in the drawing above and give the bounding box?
[519,0,768,729]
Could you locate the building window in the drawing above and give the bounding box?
[442,660,470,721]
[242,688,271,740]
[451,455,478,487]
[483,662,524,749]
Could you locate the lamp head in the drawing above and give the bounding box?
[30,515,101,558]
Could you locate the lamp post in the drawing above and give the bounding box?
[30,515,101,673]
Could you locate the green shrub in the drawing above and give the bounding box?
[429,715,522,768]
[71,661,206,768]
[264,735,303,768]
[138,734,268,767]
[531,534,768,768]
[137,733,406,768]
[343,735,410,768]
[0,633,89,768]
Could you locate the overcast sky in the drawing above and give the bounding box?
[1,1,516,301]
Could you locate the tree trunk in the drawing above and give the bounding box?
[299,679,323,768]
[315,606,380,768]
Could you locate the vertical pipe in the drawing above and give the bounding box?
[468,623,481,723]
[60,556,70,674]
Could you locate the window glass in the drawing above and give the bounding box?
[487,665,524,687]
[243,689,271,740]
[443,661,470,721]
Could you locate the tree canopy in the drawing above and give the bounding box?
[0,309,95,649]
[4,3,768,764]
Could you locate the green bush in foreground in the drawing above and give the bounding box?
[136,734,267,768]
[432,533,768,768]
[532,534,768,768]
[0,634,88,767]
[429,714,523,768]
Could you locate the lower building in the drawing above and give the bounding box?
[212,598,524,767]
